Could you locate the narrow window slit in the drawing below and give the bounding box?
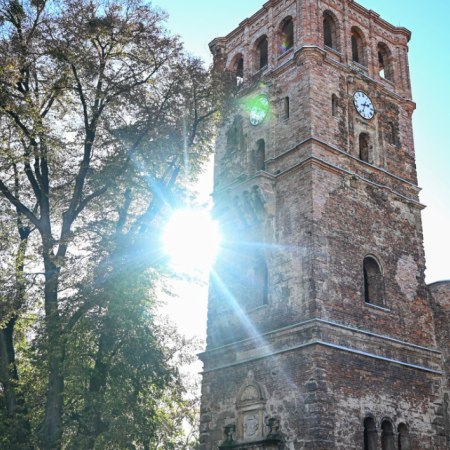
[284,97,290,120]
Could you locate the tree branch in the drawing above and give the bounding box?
[71,64,89,131]
[74,186,108,217]
[0,180,41,229]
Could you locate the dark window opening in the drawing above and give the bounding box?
[284,97,290,120]
[226,116,244,153]
[236,57,244,85]
[381,420,395,450]
[281,19,294,53]
[398,423,411,450]
[351,35,359,63]
[364,417,377,450]
[255,258,268,306]
[351,29,364,65]
[332,94,338,117]
[247,255,269,310]
[258,37,268,69]
[363,256,385,307]
[359,133,371,162]
[255,139,266,171]
[323,12,338,51]
[324,18,332,47]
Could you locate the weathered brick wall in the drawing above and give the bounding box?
[322,346,442,449]
[207,164,315,349]
[310,159,433,346]
[430,281,450,445]
[430,282,450,309]
[211,0,416,188]
[202,0,448,449]
[200,341,442,450]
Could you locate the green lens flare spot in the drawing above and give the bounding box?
[248,95,270,126]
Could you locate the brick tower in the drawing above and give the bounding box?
[199,1,450,449]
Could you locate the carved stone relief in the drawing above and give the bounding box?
[236,371,267,441]
[241,385,259,402]
[243,413,259,438]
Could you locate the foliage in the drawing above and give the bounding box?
[0,0,227,448]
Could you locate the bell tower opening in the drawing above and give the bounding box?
[257,36,268,70]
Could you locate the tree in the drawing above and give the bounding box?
[0,0,226,448]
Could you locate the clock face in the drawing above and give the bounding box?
[249,96,269,126]
[353,91,375,120]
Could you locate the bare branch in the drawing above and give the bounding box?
[0,179,41,229]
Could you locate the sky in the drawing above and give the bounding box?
[157,0,450,345]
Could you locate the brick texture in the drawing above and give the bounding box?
[201,1,450,449]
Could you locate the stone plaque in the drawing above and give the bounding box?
[243,413,259,439]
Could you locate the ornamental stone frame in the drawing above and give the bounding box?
[236,371,267,441]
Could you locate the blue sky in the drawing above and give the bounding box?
[157,0,450,289]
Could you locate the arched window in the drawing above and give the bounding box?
[363,256,385,307]
[323,12,338,50]
[226,115,244,153]
[332,94,338,117]
[284,97,290,120]
[364,417,378,450]
[351,28,365,65]
[280,18,294,53]
[381,420,395,450]
[246,255,268,310]
[255,139,266,171]
[257,36,269,70]
[377,43,394,81]
[398,423,411,450]
[235,56,244,86]
[255,258,268,306]
[359,133,371,162]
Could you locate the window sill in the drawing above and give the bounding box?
[254,65,268,75]
[379,76,395,87]
[324,45,342,62]
[246,304,269,314]
[325,45,341,55]
[365,302,390,312]
[278,47,293,60]
[351,61,368,72]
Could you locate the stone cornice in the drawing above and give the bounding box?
[213,137,423,210]
[209,0,411,51]
[199,318,441,375]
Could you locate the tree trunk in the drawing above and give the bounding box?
[0,219,33,448]
[82,318,115,449]
[36,254,64,450]
[0,315,33,449]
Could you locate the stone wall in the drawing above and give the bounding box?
[201,0,448,448]
[430,281,450,446]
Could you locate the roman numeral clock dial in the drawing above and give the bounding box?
[353,91,375,120]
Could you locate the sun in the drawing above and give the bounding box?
[163,209,221,274]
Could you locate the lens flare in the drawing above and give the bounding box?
[163,209,221,274]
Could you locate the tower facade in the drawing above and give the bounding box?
[199,1,450,449]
